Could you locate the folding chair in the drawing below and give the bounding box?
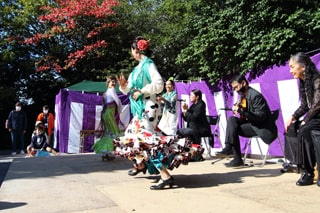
[202,115,222,157]
[243,109,285,166]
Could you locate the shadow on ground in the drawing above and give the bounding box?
[0,161,12,187]
[0,151,287,190]
[0,201,27,211]
[173,168,283,188]
[136,166,284,189]
[0,152,133,184]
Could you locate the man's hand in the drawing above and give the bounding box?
[232,105,239,115]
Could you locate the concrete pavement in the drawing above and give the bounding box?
[0,152,319,213]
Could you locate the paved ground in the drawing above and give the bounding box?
[0,151,319,213]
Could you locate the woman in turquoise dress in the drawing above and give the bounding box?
[115,36,204,190]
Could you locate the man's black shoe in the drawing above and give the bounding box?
[224,159,244,167]
[296,172,314,186]
[215,147,233,158]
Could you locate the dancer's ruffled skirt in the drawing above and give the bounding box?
[112,116,204,174]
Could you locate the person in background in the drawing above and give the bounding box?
[36,105,54,146]
[177,89,211,145]
[7,102,28,155]
[216,74,277,167]
[102,75,123,128]
[157,79,178,135]
[26,122,57,157]
[285,52,320,187]
[93,75,123,159]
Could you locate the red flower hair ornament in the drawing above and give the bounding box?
[137,39,149,51]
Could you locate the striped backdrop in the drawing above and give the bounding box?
[175,53,320,157]
[54,89,130,153]
[55,53,320,155]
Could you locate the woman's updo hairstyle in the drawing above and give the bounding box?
[131,36,152,57]
[290,52,320,105]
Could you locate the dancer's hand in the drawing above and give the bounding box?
[117,72,127,89]
[132,90,142,100]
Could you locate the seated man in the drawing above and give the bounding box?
[216,74,277,167]
[177,89,211,145]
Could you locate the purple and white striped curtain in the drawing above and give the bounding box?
[174,53,320,157]
[54,52,320,155]
[54,89,129,153]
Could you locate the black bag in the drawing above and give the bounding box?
[281,121,303,173]
[284,121,303,165]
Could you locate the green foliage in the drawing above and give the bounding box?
[0,0,52,106]
[114,0,197,80]
[176,0,320,83]
[1,0,320,108]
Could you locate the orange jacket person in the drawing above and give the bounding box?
[36,105,54,146]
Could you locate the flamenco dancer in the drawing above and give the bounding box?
[157,79,178,136]
[115,36,204,190]
[92,75,123,160]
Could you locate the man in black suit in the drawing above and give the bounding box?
[216,74,277,167]
[177,89,211,145]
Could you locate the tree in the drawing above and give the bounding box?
[3,0,320,101]
[147,0,196,81]
[176,0,320,84]
[22,0,121,82]
[113,0,197,81]
[0,0,58,106]
[0,0,59,149]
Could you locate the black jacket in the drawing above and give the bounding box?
[239,87,277,144]
[182,100,211,137]
[8,110,27,131]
